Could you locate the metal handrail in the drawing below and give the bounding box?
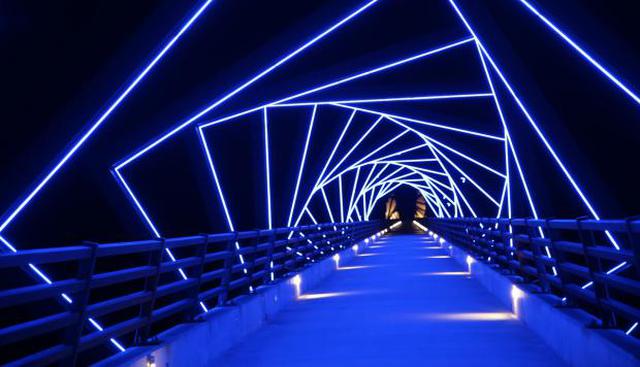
[425,217,640,336]
[0,220,382,366]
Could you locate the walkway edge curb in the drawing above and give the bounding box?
[93,239,371,367]
[446,243,640,367]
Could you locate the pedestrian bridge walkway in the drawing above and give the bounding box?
[212,232,565,366]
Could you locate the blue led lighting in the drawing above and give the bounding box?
[0,0,214,234]
[263,108,273,229]
[448,0,620,249]
[287,105,317,227]
[115,0,379,171]
[516,0,640,106]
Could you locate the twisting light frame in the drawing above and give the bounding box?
[0,0,217,352]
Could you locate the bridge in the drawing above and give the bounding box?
[1,219,638,366]
[1,0,640,366]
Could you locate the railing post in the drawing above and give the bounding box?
[218,233,237,306]
[576,217,616,328]
[63,241,98,366]
[625,216,640,278]
[134,239,165,345]
[264,230,276,284]
[187,234,209,320]
[245,230,260,292]
[497,218,510,272]
[545,219,572,306]
[525,218,550,293]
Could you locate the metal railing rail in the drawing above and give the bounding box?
[424,217,640,336]
[0,220,382,366]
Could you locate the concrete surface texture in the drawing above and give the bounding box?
[210,233,567,366]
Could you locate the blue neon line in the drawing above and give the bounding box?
[516,0,640,105]
[331,103,504,141]
[0,234,17,252]
[338,176,344,222]
[198,128,235,231]
[198,38,475,131]
[263,108,272,229]
[0,0,214,234]
[112,169,161,238]
[320,188,336,222]
[429,141,500,206]
[287,105,317,227]
[476,40,512,219]
[305,207,319,225]
[116,0,379,170]
[318,115,384,187]
[1,235,126,351]
[268,37,475,107]
[473,35,540,222]
[198,127,249,277]
[421,135,476,218]
[346,167,361,222]
[292,110,382,227]
[448,0,619,248]
[275,92,493,106]
[113,168,206,308]
[420,132,506,178]
[315,109,357,188]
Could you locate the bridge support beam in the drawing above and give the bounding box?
[446,243,640,367]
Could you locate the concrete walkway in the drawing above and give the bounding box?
[211,232,567,366]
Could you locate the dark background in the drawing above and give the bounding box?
[1,0,639,250]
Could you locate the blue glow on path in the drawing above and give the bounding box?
[209,233,566,366]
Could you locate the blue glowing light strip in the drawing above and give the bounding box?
[384,116,501,207]
[516,0,640,105]
[294,114,396,226]
[332,163,446,215]
[316,115,383,189]
[319,140,432,189]
[314,109,357,188]
[305,207,319,225]
[266,37,474,108]
[113,153,209,307]
[474,42,512,220]
[116,0,379,170]
[320,188,336,223]
[1,236,125,351]
[341,129,410,175]
[263,108,272,229]
[351,164,377,218]
[330,103,504,141]
[347,167,361,222]
[474,34,540,224]
[287,105,317,227]
[274,92,493,106]
[420,130,506,178]
[448,0,619,249]
[338,175,344,222]
[197,127,250,281]
[0,0,214,234]
[420,134,474,218]
[199,38,478,132]
[113,169,161,238]
[0,3,216,341]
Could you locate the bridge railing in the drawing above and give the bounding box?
[0,220,381,366]
[424,217,639,336]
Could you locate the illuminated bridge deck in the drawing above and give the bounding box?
[211,233,566,366]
